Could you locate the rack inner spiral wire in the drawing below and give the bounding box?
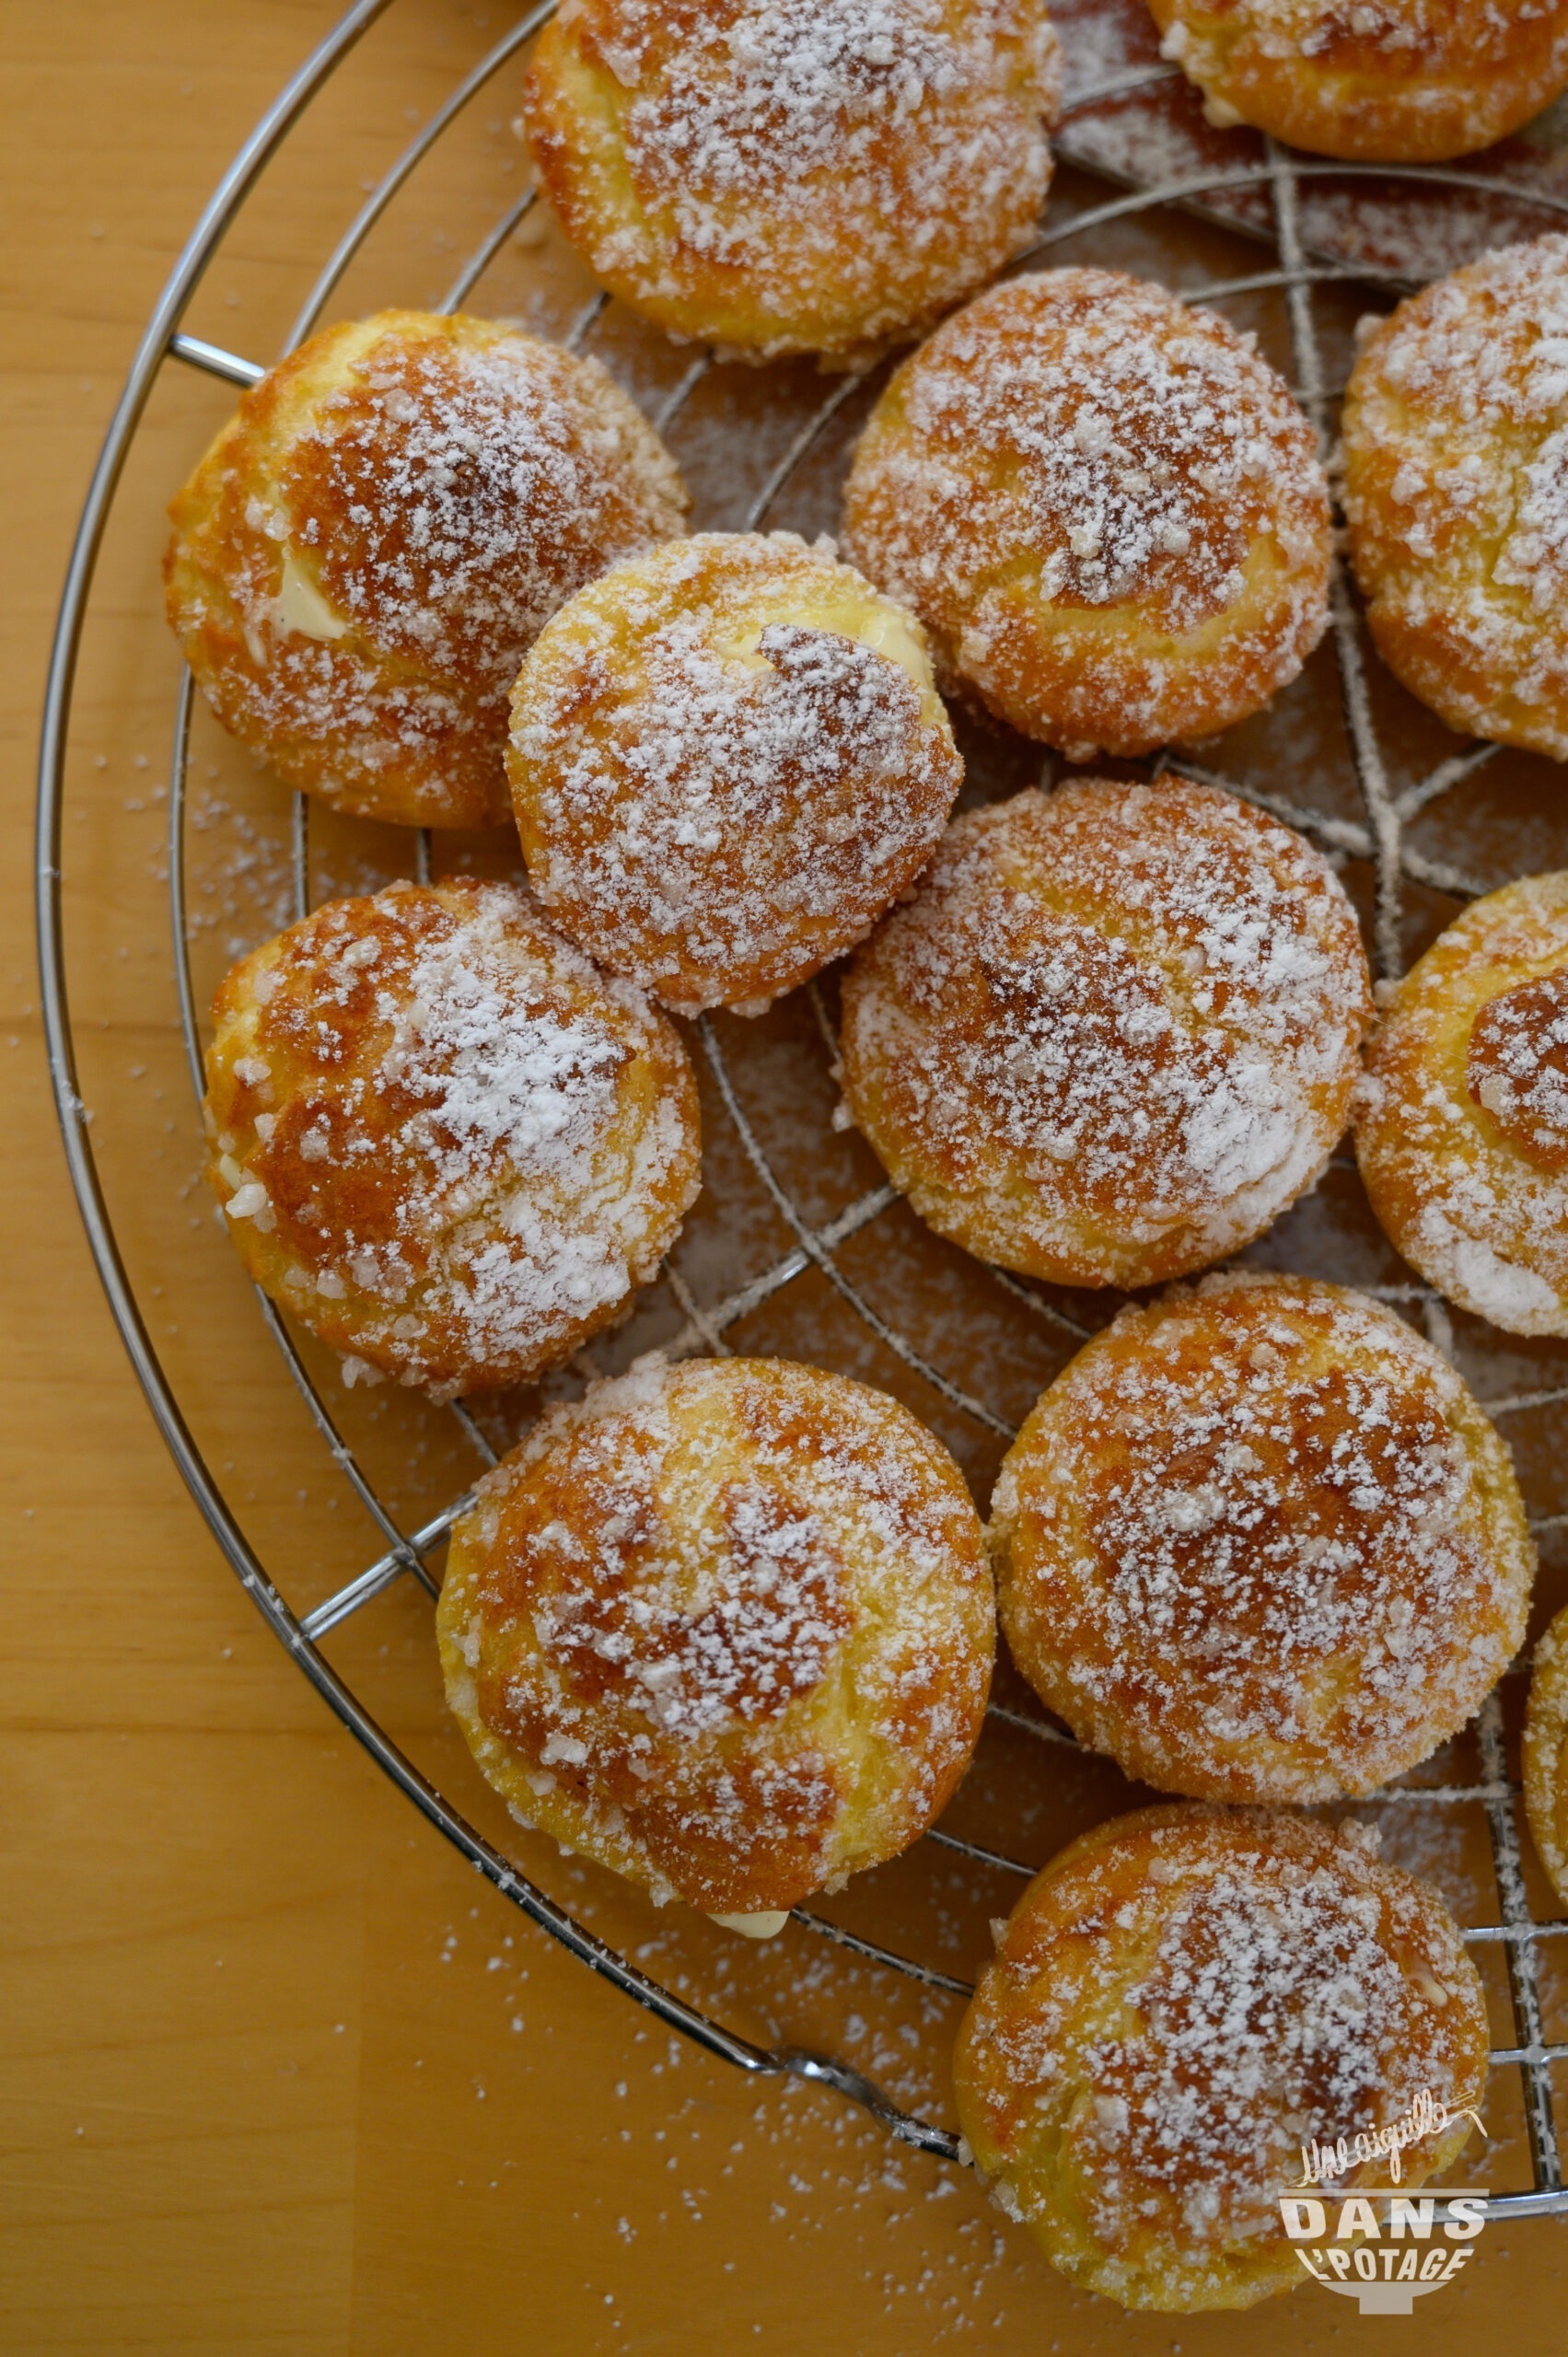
[38,0,1568,2201]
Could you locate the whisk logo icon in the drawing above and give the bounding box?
[1277,2088,1490,2316]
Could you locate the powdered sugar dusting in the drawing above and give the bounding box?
[204,879,700,1396]
[1344,236,1568,759]
[1469,966,1568,1163]
[993,1273,1533,1802]
[539,1476,852,1741]
[1357,871,1568,1333]
[167,314,686,824]
[510,532,962,1012]
[1156,0,1567,77]
[1153,0,1568,154]
[1092,1861,1438,2220]
[437,1355,993,1912]
[842,267,1330,752]
[957,1808,1489,2306]
[526,0,1060,356]
[857,275,1303,622]
[293,332,669,663]
[840,776,1371,1287]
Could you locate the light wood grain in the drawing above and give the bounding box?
[3,6,1563,2350]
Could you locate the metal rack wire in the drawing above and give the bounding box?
[36,0,1568,2208]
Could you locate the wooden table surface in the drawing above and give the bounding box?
[4,6,1566,2351]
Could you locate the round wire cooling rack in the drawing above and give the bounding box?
[35,0,1568,2213]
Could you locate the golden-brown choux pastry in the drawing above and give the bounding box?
[166,309,688,828]
[1149,0,1568,161]
[1356,873,1568,1334]
[507,530,963,1015]
[841,269,1331,756]
[1525,1602,1568,1906]
[436,1354,994,1920]
[1342,237,1568,761]
[838,777,1372,1288]
[953,1804,1491,2311]
[990,1272,1534,1803]
[203,879,701,1399]
[519,0,1062,362]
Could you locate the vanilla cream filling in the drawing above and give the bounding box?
[708,1910,792,1939]
[277,546,351,642]
[717,596,935,711]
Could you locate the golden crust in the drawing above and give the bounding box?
[165,309,688,828]
[1149,0,1568,163]
[1355,873,1568,1335]
[436,1354,994,1914]
[1342,237,1568,761]
[506,531,963,1014]
[520,0,1061,361]
[202,879,701,1398]
[991,1272,1534,1803]
[841,269,1330,755]
[953,1803,1491,2312]
[838,777,1372,1288]
[1525,1603,1568,1906]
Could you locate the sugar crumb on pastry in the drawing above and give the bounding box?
[166,308,687,828]
[203,877,700,1397]
[954,1801,1492,2309]
[520,0,1063,361]
[508,529,962,1014]
[990,1271,1534,1804]
[839,775,1372,1289]
[436,1353,995,1916]
[842,268,1331,755]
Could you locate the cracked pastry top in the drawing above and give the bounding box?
[842,268,1331,758]
[953,1804,1490,2310]
[838,774,1372,1290]
[507,530,962,1015]
[436,1353,994,1920]
[1148,1,1568,163]
[520,0,1063,360]
[166,309,687,828]
[203,878,701,1398]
